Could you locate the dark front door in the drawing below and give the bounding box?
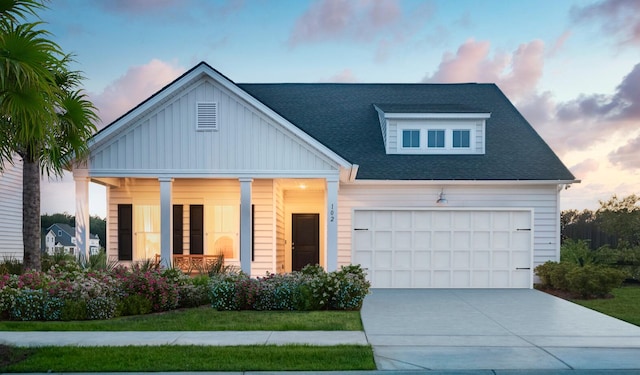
[190,205,204,255]
[292,213,320,271]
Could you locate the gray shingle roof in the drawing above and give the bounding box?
[238,83,575,181]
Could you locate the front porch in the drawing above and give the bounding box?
[74,176,339,277]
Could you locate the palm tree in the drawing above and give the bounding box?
[0,0,98,270]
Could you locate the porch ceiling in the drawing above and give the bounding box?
[278,178,326,191]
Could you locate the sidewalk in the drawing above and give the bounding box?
[0,331,368,347]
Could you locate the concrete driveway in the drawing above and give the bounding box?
[361,289,640,371]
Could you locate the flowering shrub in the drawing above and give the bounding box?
[112,265,179,312]
[209,264,371,311]
[253,273,303,311]
[209,272,258,310]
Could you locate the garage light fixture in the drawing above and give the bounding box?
[436,189,448,205]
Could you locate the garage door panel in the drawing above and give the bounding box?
[433,231,451,249]
[374,231,392,250]
[414,231,431,249]
[395,251,412,268]
[453,231,471,249]
[394,211,412,228]
[375,211,393,228]
[453,212,471,229]
[453,271,470,287]
[433,251,451,268]
[353,209,532,289]
[453,251,470,268]
[375,251,392,267]
[414,251,430,268]
[395,231,412,249]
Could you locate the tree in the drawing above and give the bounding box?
[597,194,640,248]
[0,1,98,270]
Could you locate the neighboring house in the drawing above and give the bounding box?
[71,62,578,288]
[0,154,23,260]
[44,223,100,257]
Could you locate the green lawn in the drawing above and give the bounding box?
[0,345,376,372]
[572,286,640,326]
[0,307,363,331]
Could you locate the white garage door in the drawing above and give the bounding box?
[353,209,532,288]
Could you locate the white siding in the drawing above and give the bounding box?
[338,183,560,270]
[0,155,23,260]
[89,79,339,176]
[275,180,285,273]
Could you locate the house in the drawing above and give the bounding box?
[71,62,578,288]
[44,223,100,257]
[0,154,23,260]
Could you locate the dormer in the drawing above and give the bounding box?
[374,104,491,155]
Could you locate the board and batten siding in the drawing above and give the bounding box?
[0,155,23,259]
[88,79,339,175]
[337,183,560,269]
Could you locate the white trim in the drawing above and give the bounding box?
[396,122,479,155]
[383,112,491,120]
[85,170,343,179]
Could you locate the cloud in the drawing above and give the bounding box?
[321,69,359,83]
[556,63,640,122]
[571,0,640,46]
[609,136,640,169]
[90,59,185,127]
[422,39,544,100]
[288,0,402,46]
[547,30,572,57]
[97,0,183,14]
[570,159,600,179]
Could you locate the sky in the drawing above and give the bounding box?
[34,0,640,218]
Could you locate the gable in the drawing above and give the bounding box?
[86,64,349,178]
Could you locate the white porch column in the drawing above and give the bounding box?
[159,177,173,268]
[326,177,339,272]
[239,178,253,275]
[74,176,90,264]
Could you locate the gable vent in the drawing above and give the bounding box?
[196,102,218,131]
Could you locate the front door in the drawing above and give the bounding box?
[292,213,320,271]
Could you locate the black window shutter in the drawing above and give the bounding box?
[173,205,183,254]
[117,204,133,261]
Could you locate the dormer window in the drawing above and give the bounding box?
[374,103,490,155]
[402,130,420,148]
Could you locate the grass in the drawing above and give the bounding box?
[0,306,363,331]
[0,345,376,372]
[572,285,640,327]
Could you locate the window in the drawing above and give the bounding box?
[427,130,445,148]
[402,129,420,148]
[453,130,470,148]
[134,205,160,260]
[206,204,239,259]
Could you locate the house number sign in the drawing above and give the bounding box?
[330,203,335,222]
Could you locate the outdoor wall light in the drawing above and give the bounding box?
[436,189,448,205]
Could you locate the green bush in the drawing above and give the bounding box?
[119,295,153,316]
[10,289,46,321]
[566,264,627,298]
[561,239,598,266]
[329,265,371,310]
[253,273,303,311]
[87,296,118,320]
[209,272,254,311]
[60,299,88,321]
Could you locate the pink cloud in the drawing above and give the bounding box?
[288,0,401,46]
[547,30,572,57]
[422,39,544,100]
[609,136,640,169]
[570,159,600,179]
[90,59,185,127]
[97,0,183,14]
[321,69,359,83]
[571,0,640,46]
